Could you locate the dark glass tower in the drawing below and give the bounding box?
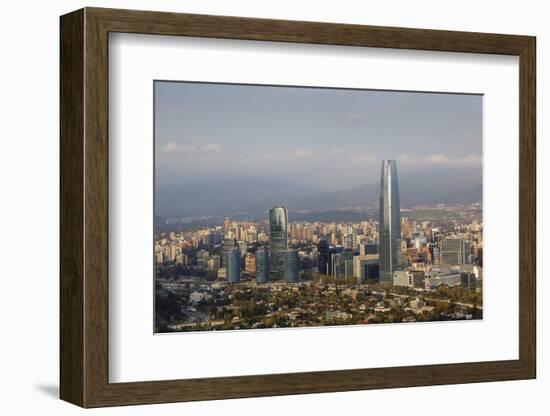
[255,247,269,283]
[379,160,401,284]
[269,206,288,277]
[227,248,241,284]
[317,238,330,275]
[284,250,299,283]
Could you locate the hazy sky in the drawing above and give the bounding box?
[155,81,482,192]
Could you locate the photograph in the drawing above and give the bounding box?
[153,81,484,333]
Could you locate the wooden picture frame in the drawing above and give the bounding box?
[60,7,536,408]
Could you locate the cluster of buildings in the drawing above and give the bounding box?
[155,160,483,292]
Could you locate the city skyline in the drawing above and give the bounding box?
[155,167,483,331]
[155,196,483,332]
[208,160,404,286]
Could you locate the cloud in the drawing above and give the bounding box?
[428,154,451,165]
[396,154,413,165]
[293,148,312,158]
[397,153,482,168]
[458,154,482,166]
[350,153,378,164]
[161,139,223,154]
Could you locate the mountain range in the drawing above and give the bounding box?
[155,168,482,218]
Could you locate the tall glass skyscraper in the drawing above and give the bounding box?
[317,238,330,275]
[221,238,237,267]
[255,246,269,283]
[338,249,354,278]
[379,160,401,284]
[284,250,299,283]
[269,206,288,277]
[227,248,241,284]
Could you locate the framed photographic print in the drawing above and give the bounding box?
[60,7,536,408]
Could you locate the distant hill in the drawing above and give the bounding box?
[155,176,319,217]
[292,171,482,211]
[155,168,482,217]
[289,210,374,223]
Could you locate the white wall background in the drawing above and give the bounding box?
[0,0,546,414]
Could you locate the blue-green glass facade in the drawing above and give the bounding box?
[284,250,299,283]
[269,206,288,277]
[227,248,241,284]
[255,247,269,283]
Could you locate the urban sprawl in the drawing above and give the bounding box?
[155,160,483,332]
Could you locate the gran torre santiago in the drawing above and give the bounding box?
[378,160,401,284]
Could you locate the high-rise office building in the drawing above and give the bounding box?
[364,262,380,281]
[223,217,231,237]
[464,241,472,264]
[269,206,288,277]
[222,238,237,267]
[440,238,467,265]
[331,253,341,276]
[168,243,179,262]
[227,248,241,284]
[339,249,354,277]
[317,239,330,275]
[244,252,256,274]
[342,230,357,250]
[196,249,209,269]
[379,160,401,284]
[237,240,247,257]
[255,247,269,283]
[207,255,220,272]
[353,254,379,282]
[284,250,299,283]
